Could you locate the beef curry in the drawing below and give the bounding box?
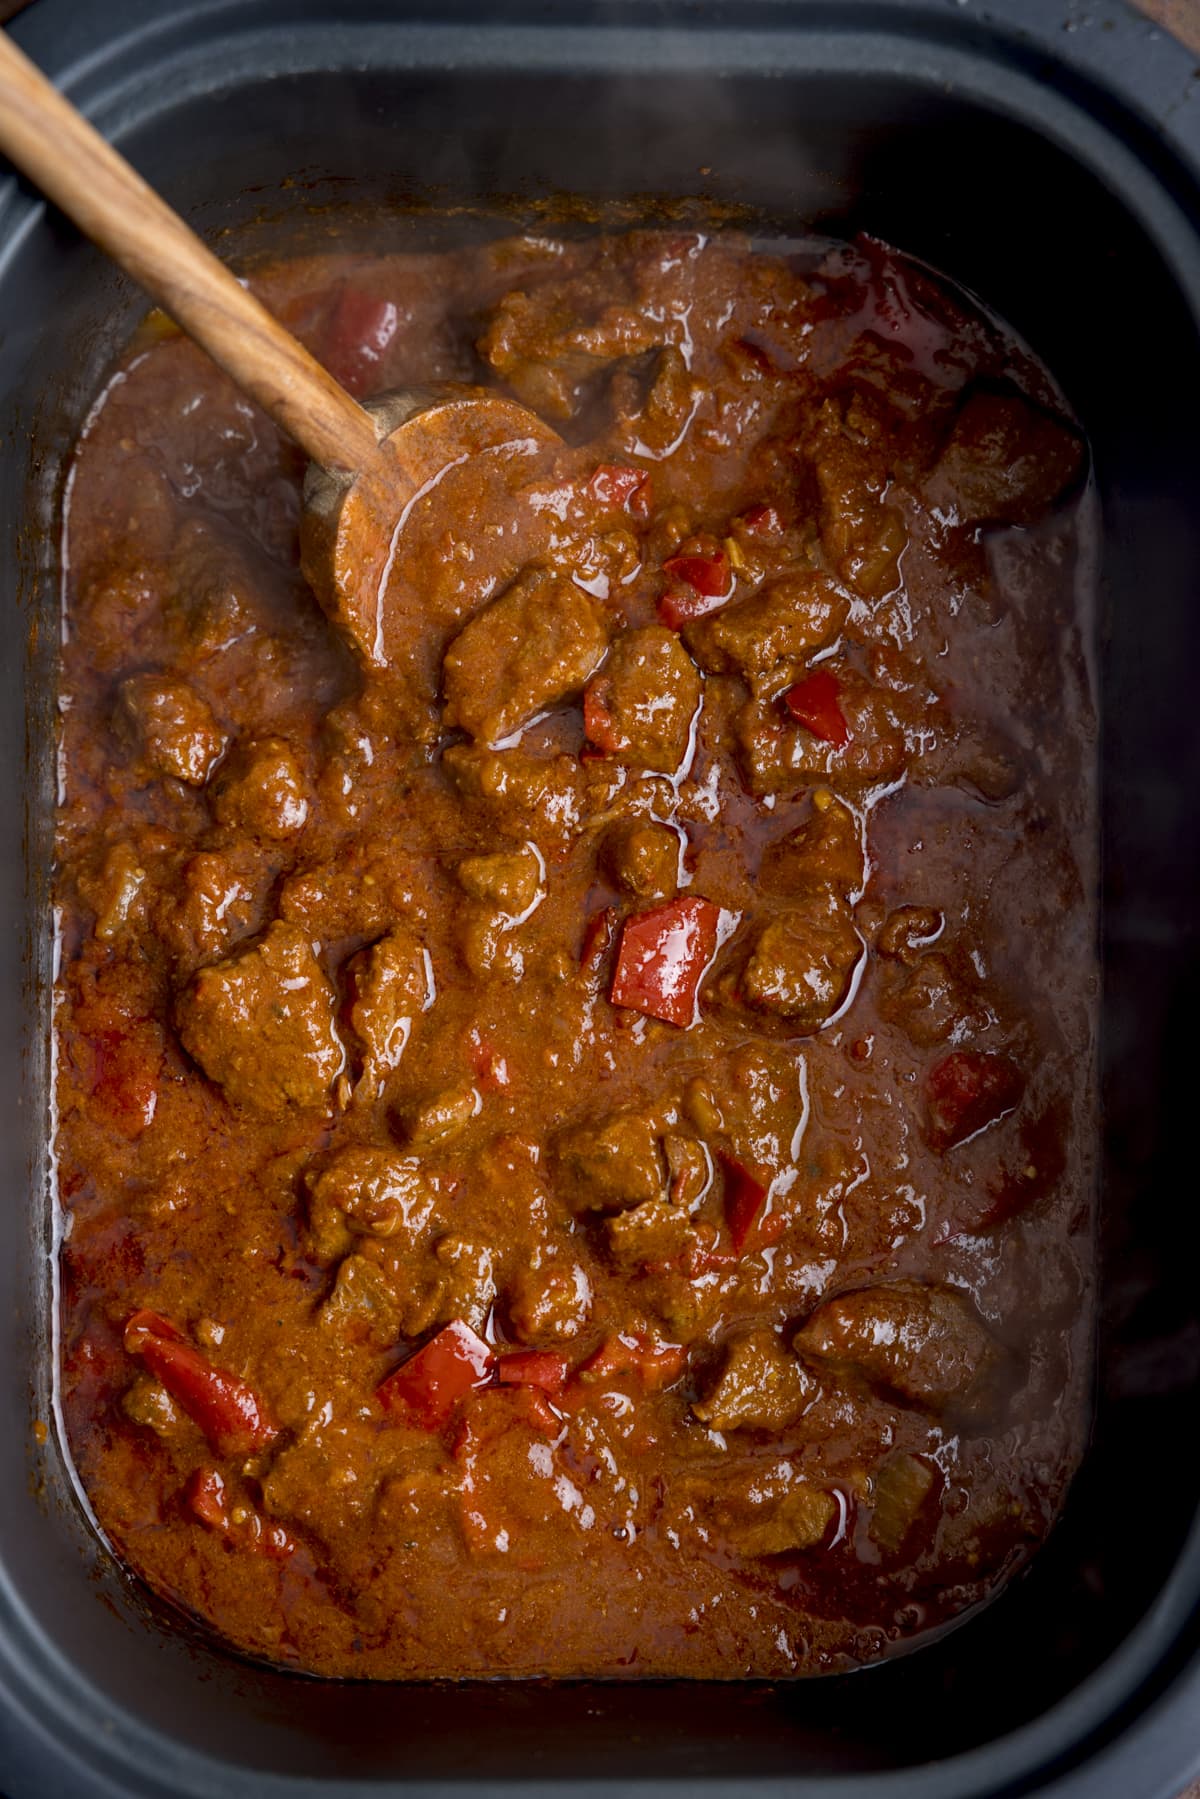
[53,227,1097,1678]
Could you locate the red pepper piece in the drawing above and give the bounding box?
[578,1332,687,1392]
[321,286,400,396]
[496,1350,569,1394]
[184,1467,297,1559]
[610,896,721,1028]
[663,548,730,597]
[377,1319,496,1432]
[185,1465,231,1531]
[587,462,652,519]
[718,1151,784,1255]
[783,668,850,747]
[658,583,725,630]
[926,1050,1024,1151]
[127,1315,278,1457]
[125,1309,183,1349]
[737,503,784,536]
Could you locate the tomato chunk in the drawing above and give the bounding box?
[126,1314,277,1457]
[782,668,850,747]
[926,1050,1024,1151]
[719,1152,784,1255]
[496,1350,569,1394]
[610,896,722,1028]
[377,1319,496,1432]
[577,1332,687,1392]
[322,285,400,396]
[587,462,652,518]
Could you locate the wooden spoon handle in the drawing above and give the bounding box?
[0,29,379,474]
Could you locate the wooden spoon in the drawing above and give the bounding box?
[0,29,563,668]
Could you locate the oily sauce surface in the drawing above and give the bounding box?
[53,229,1097,1678]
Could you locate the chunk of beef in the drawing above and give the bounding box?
[604,1198,697,1273]
[692,1330,818,1432]
[721,894,862,1032]
[213,737,310,839]
[478,261,662,420]
[737,668,912,794]
[78,841,149,943]
[177,920,344,1113]
[869,1452,937,1553]
[877,905,944,963]
[118,675,227,785]
[306,1145,438,1264]
[558,1110,665,1210]
[583,626,701,774]
[444,745,584,843]
[506,1258,593,1345]
[693,1462,836,1557]
[806,398,908,600]
[879,952,985,1049]
[605,820,681,902]
[157,848,266,969]
[616,345,705,459]
[682,1042,808,1187]
[456,844,543,915]
[759,789,866,901]
[443,566,609,744]
[122,1376,185,1440]
[793,1280,998,1411]
[317,1252,405,1348]
[925,388,1084,528]
[684,574,848,692]
[166,517,273,658]
[278,845,423,943]
[342,925,431,1093]
[430,1235,497,1334]
[393,1082,481,1148]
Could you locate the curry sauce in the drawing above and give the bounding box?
[53,229,1097,1678]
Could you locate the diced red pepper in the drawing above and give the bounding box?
[783,668,850,747]
[496,1350,569,1394]
[321,285,400,397]
[737,503,784,537]
[663,547,730,597]
[719,1151,784,1255]
[185,1465,230,1531]
[658,583,726,630]
[125,1309,183,1350]
[580,905,618,983]
[610,896,722,1028]
[577,1332,687,1392]
[377,1319,496,1433]
[587,462,652,519]
[926,1050,1024,1152]
[126,1314,278,1457]
[184,1466,297,1559]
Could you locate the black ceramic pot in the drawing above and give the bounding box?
[1,3,1198,1794]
